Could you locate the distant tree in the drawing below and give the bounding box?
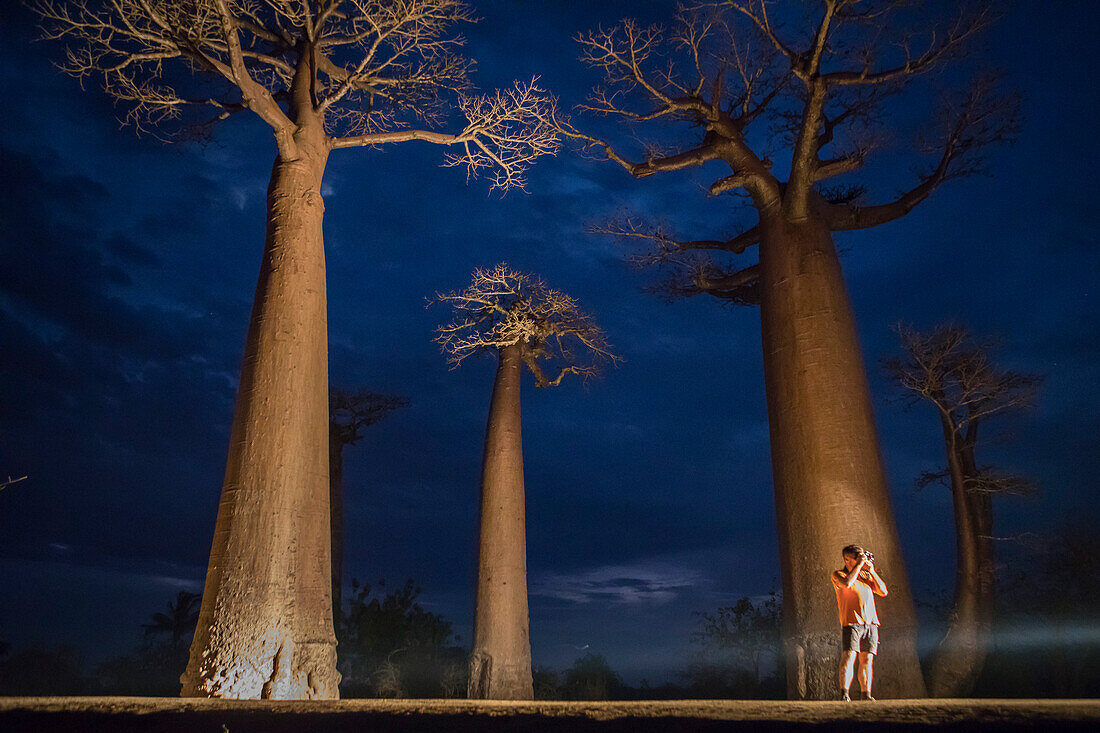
[329,388,408,615]
[433,264,618,700]
[689,593,782,697]
[28,0,558,699]
[562,652,623,700]
[884,323,1040,696]
[94,640,189,696]
[142,590,202,652]
[980,526,1100,698]
[336,578,464,698]
[532,665,562,700]
[0,645,86,695]
[94,590,203,694]
[560,0,1018,699]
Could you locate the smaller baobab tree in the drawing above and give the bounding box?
[329,388,409,616]
[883,323,1041,697]
[432,264,618,700]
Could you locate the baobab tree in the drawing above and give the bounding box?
[329,388,408,616]
[559,0,1017,698]
[433,264,617,700]
[884,324,1040,697]
[28,0,558,699]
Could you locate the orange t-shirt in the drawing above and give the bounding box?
[831,570,882,626]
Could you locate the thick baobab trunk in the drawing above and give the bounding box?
[926,428,993,696]
[758,212,925,700]
[468,343,534,700]
[329,437,345,621]
[182,125,340,699]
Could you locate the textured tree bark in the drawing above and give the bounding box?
[181,123,340,699]
[468,343,534,700]
[758,211,925,700]
[926,426,993,697]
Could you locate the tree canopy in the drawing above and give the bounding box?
[30,0,559,189]
[560,0,1019,298]
[433,263,618,387]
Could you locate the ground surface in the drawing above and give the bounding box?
[1,698,1099,732]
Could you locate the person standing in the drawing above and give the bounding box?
[831,544,888,700]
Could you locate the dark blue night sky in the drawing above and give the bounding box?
[1,1,1098,684]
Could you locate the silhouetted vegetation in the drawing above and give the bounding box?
[561,653,625,700]
[971,526,1100,698]
[0,645,87,696]
[528,654,623,701]
[93,639,190,696]
[684,594,784,699]
[528,603,784,702]
[532,665,562,700]
[0,592,196,696]
[329,388,409,614]
[142,590,202,651]
[92,590,201,695]
[336,579,466,698]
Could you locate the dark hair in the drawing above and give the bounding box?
[842,544,864,558]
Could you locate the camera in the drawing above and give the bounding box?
[861,550,875,563]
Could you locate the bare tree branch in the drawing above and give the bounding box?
[431,264,620,387]
[330,388,408,448]
[29,1,560,184]
[564,7,783,204]
[594,216,760,259]
[825,73,1020,231]
[884,322,1042,450]
[0,475,28,492]
[332,79,559,192]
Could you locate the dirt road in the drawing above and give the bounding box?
[1,697,1097,732]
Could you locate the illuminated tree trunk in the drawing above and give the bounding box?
[759,212,925,700]
[468,343,534,700]
[182,120,340,699]
[927,420,994,696]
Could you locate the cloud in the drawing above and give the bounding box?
[531,559,704,605]
[104,235,162,269]
[0,144,211,361]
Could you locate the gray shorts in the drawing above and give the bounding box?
[842,624,879,654]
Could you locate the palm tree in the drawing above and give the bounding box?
[143,591,202,652]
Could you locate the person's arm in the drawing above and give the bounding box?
[833,557,867,589]
[862,562,889,597]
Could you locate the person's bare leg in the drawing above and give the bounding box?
[858,652,875,699]
[839,651,858,699]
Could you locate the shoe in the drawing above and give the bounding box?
[841,691,851,702]
[861,692,875,701]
